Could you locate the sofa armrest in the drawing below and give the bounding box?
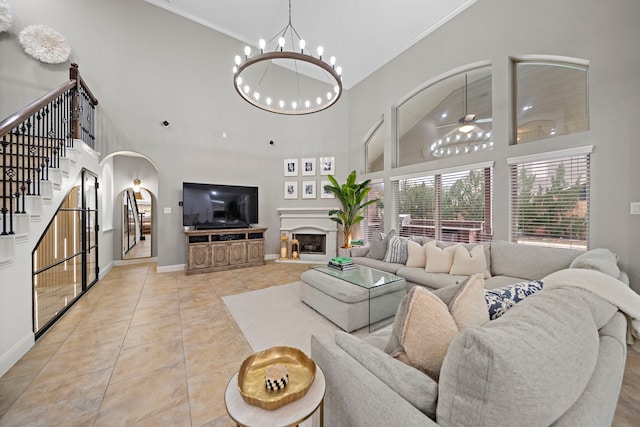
[350,246,370,257]
[311,334,436,427]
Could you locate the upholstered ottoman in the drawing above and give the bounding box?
[300,266,407,332]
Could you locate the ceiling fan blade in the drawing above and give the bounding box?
[475,117,493,123]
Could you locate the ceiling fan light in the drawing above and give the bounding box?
[459,123,475,133]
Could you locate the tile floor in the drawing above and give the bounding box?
[0,261,638,426]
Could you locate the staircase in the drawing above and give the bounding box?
[0,64,100,377]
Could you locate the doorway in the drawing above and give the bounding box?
[122,187,152,259]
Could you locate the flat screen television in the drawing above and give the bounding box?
[182,182,258,229]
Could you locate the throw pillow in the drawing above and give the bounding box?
[400,287,458,380]
[448,273,490,330]
[484,280,544,320]
[569,248,621,279]
[385,277,488,381]
[405,239,436,268]
[449,244,491,278]
[366,230,395,260]
[425,244,457,273]
[384,234,408,264]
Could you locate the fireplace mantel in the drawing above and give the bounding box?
[277,207,338,262]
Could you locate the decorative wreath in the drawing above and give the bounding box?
[0,0,12,33]
[19,24,71,64]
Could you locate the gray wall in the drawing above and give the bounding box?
[345,0,640,291]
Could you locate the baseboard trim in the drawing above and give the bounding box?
[0,331,35,377]
[99,261,113,280]
[113,257,158,267]
[156,263,185,273]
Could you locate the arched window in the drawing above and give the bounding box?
[396,66,492,166]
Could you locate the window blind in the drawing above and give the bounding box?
[510,152,590,250]
[392,166,492,243]
[360,181,384,244]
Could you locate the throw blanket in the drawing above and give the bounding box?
[543,268,640,345]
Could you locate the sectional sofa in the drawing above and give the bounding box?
[311,237,632,426]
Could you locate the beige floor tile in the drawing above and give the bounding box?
[0,342,60,382]
[0,374,34,419]
[35,339,121,386]
[187,368,237,427]
[129,300,180,327]
[93,362,189,426]
[0,368,111,426]
[110,338,185,384]
[122,314,182,349]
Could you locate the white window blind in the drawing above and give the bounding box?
[360,181,384,244]
[392,166,492,243]
[510,152,590,250]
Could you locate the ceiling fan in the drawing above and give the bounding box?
[437,73,492,134]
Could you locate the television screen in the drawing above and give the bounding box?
[182,182,258,229]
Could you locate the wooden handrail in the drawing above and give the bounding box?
[0,80,76,138]
[69,63,98,106]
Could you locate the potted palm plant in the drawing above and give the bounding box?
[324,170,379,248]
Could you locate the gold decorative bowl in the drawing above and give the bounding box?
[237,346,316,410]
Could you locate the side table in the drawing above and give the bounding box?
[225,364,325,427]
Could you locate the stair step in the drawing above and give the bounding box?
[40,180,53,200]
[59,157,71,175]
[49,168,62,186]
[24,195,43,217]
[0,235,15,266]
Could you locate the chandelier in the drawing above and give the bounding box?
[232,0,343,115]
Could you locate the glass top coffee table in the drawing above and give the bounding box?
[304,265,407,331]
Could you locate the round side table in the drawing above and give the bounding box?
[224,364,325,427]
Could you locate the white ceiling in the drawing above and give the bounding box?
[143,0,476,89]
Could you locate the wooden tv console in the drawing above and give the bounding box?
[184,227,267,275]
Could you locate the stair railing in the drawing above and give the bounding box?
[0,64,98,235]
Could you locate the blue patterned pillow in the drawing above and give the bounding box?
[383,235,408,264]
[484,280,544,320]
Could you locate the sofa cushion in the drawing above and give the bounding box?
[425,244,456,273]
[367,230,394,260]
[437,287,600,427]
[569,248,620,279]
[335,331,439,419]
[484,280,544,320]
[483,274,528,290]
[384,235,408,264]
[449,244,491,278]
[490,240,579,280]
[396,267,464,290]
[352,256,404,274]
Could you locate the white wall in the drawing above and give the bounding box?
[0,0,349,270]
[346,0,640,292]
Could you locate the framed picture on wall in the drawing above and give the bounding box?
[301,157,316,176]
[319,156,335,175]
[302,181,316,199]
[284,181,298,199]
[320,180,335,198]
[284,159,298,176]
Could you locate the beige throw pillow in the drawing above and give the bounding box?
[448,273,490,329]
[385,275,490,381]
[425,244,456,273]
[401,287,459,380]
[405,240,436,268]
[449,244,491,278]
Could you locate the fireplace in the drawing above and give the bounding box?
[277,208,337,262]
[296,234,326,254]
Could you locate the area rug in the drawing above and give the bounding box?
[223,282,369,355]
